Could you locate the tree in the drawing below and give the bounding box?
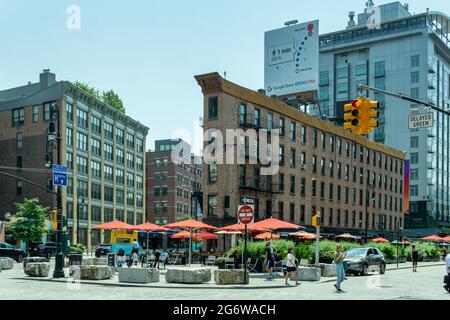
[102,89,125,113]
[178,214,192,222]
[74,81,101,100]
[8,198,48,251]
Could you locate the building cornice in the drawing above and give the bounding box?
[195,72,405,160]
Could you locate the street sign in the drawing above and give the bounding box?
[52,164,67,187]
[237,205,254,225]
[408,113,433,129]
[241,197,255,205]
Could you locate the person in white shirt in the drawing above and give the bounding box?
[444,253,450,292]
[285,248,298,286]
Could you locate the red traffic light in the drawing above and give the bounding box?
[352,99,361,108]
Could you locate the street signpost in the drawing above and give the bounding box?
[52,164,68,187]
[241,197,255,205]
[408,113,433,129]
[238,205,254,285]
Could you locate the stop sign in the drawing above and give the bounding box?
[238,205,254,225]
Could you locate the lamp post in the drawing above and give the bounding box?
[365,184,375,244]
[77,195,86,246]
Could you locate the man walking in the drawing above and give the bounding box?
[411,244,419,272]
[265,241,275,280]
[333,244,346,293]
[444,251,450,292]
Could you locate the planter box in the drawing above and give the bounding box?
[422,256,440,262]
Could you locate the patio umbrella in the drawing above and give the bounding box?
[251,218,304,239]
[171,230,193,239]
[254,232,280,240]
[130,222,169,255]
[93,220,134,230]
[220,223,268,233]
[442,236,450,242]
[164,219,217,267]
[391,240,411,246]
[372,237,390,243]
[335,233,358,240]
[195,232,218,240]
[288,231,310,237]
[303,234,322,240]
[421,235,443,242]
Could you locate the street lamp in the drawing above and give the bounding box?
[77,195,86,246]
[396,220,403,269]
[365,184,375,244]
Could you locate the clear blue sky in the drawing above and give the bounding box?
[1,0,448,153]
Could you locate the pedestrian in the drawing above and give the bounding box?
[444,251,450,292]
[285,248,298,286]
[153,250,161,269]
[411,244,419,272]
[333,244,346,293]
[160,250,170,269]
[265,240,275,280]
[132,239,140,256]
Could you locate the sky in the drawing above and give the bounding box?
[0,0,449,154]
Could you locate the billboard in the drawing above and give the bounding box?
[264,20,319,97]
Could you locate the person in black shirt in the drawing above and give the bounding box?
[265,241,275,280]
[411,244,419,272]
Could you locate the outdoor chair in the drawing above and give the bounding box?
[224,257,235,269]
[205,255,216,266]
[242,257,258,273]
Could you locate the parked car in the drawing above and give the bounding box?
[0,242,27,262]
[29,241,57,260]
[95,244,111,257]
[343,247,386,276]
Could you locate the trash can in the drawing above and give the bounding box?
[68,254,83,266]
[107,253,116,267]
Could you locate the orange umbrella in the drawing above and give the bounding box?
[336,233,358,239]
[171,230,192,239]
[195,231,218,240]
[442,236,450,242]
[251,218,304,231]
[93,220,134,230]
[303,234,322,240]
[372,237,390,243]
[220,223,268,233]
[163,219,217,266]
[130,222,169,254]
[254,232,280,240]
[288,231,310,237]
[421,235,443,242]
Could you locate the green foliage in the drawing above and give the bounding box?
[74,82,125,113]
[177,214,192,222]
[8,198,48,246]
[102,90,125,113]
[70,244,85,254]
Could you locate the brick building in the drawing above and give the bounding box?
[146,139,203,224]
[0,70,148,248]
[196,72,407,238]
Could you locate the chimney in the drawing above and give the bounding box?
[39,69,56,89]
[347,11,356,28]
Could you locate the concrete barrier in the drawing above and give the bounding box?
[319,263,337,277]
[118,268,160,284]
[82,257,107,266]
[74,265,112,280]
[297,266,321,281]
[24,262,50,277]
[23,257,47,269]
[0,257,14,270]
[165,268,211,284]
[214,269,249,285]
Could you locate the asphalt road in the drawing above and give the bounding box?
[0,262,449,300]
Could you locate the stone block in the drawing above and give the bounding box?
[297,266,321,281]
[118,268,160,284]
[0,257,14,270]
[75,265,112,280]
[82,257,107,266]
[24,262,50,277]
[23,257,47,269]
[319,263,337,277]
[214,269,249,285]
[165,268,211,284]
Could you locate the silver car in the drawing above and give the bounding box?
[343,247,386,276]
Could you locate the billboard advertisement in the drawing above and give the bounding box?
[264,20,319,97]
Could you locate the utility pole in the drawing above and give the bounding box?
[51,103,65,278]
[365,184,374,244]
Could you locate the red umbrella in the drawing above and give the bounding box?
[163,219,217,266]
[336,233,358,240]
[130,222,169,254]
[220,223,268,233]
[421,235,443,242]
[254,232,280,240]
[372,237,390,243]
[93,220,134,230]
[171,230,192,239]
[195,232,218,240]
[442,236,450,242]
[303,234,323,240]
[251,218,304,231]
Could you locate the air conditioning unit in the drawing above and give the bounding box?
[301,164,307,170]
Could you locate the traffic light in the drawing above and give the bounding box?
[344,98,363,133]
[359,98,380,135]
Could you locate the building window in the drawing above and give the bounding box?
[104,143,114,161]
[290,149,296,168]
[115,168,124,184]
[290,176,295,194]
[91,160,101,178]
[104,122,113,139]
[267,113,273,130]
[289,203,295,222]
[410,185,418,197]
[66,152,73,170]
[126,133,135,149]
[43,103,51,121]
[279,117,285,136]
[77,156,88,174]
[33,105,40,123]
[116,149,124,164]
[410,136,419,148]
[126,172,134,186]
[312,179,317,197]
[115,128,124,144]
[136,157,143,171]
[411,87,419,99]
[301,126,306,143]
[374,61,385,77]
[127,192,135,206]
[410,169,419,180]
[12,108,24,126]
[16,181,23,195]
[208,163,218,183]
[208,195,217,216]
[136,138,144,153]
[91,183,101,200]
[76,108,87,127]
[411,71,420,84]
[313,129,317,147]
[91,138,101,156]
[279,145,285,165]
[321,132,326,149]
[104,165,113,181]
[16,132,23,148]
[411,55,420,67]
[290,122,296,140]
[65,103,72,122]
[65,128,73,146]
[127,153,135,168]
[300,177,306,197]
[136,175,143,190]
[76,132,87,151]
[208,96,218,119]
[91,116,101,134]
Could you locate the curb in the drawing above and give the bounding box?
[14,277,291,290]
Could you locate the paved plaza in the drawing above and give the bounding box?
[0,261,449,300]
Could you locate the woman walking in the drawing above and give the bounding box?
[285,248,298,286]
[333,244,346,293]
[411,244,419,272]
